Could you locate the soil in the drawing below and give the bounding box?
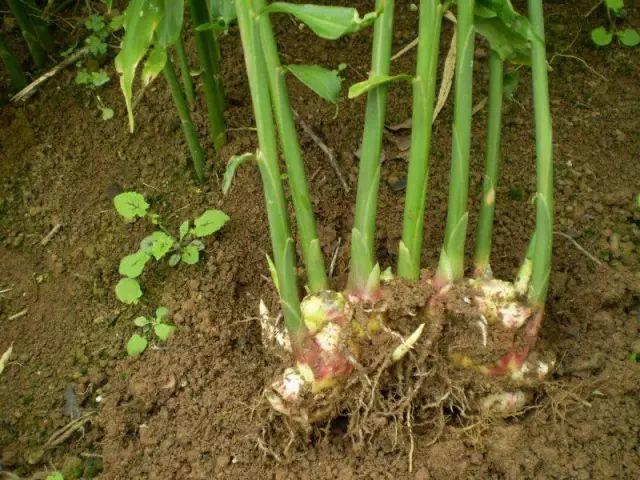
[1,1,640,479]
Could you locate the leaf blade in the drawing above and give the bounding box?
[348,74,412,99]
[261,3,378,40]
[222,153,255,195]
[286,64,342,104]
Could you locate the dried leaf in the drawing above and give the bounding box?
[387,118,412,131]
[385,131,411,151]
[0,344,13,376]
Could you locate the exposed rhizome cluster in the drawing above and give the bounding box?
[258,273,555,445]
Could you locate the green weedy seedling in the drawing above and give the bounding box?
[113,191,229,305]
[591,0,640,47]
[126,306,176,356]
[73,14,115,88]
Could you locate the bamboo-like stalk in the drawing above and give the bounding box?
[348,0,396,297]
[397,0,444,281]
[473,51,503,278]
[188,0,227,151]
[434,0,475,286]
[175,34,196,108]
[252,0,328,294]
[7,0,47,68]
[527,0,553,307]
[236,0,304,347]
[23,0,52,52]
[163,53,206,182]
[515,230,536,296]
[0,34,27,91]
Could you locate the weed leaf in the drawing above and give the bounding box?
[126,334,148,356]
[179,220,189,241]
[115,278,143,304]
[45,474,64,480]
[591,27,613,46]
[180,244,200,264]
[156,306,169,321]
[169,253,181,266]
[617,29,640,47]
[154,323,176,341]
[150,231,174,260]
[193,210,229,237]
[119,250,151,278]
[134,316,150,327]
[113,192,149,221]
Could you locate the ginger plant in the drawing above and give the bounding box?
[233,0,554,423]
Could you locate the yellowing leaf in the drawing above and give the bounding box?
[114,0,161,132]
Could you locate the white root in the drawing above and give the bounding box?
[391,323,425,362]
[259,300,291,352]
[479,391,527,415]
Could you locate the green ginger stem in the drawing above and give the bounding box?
[163,53,206,182]
[252,0,328,293]
[236,0,304,346]
[434,0,475,286]
[348,0,395,296]
[397,0,444,281]
[188,0,227,151]
[0,34,27,91]
[23,0,53,51]
[175,34,196,108]
[7,0,47,68]
[527,0,554,307]
[473,51,503,278]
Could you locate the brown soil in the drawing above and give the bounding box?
[2,1,640,479]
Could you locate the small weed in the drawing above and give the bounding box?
[126,306,176,356]
[96,95,114,120]
[69,12,123,88]
[113,191,229,305]
[590,0,639,47]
